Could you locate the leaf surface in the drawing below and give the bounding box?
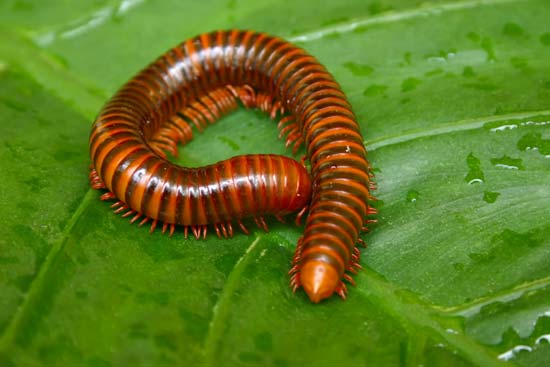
[1,0,549,366]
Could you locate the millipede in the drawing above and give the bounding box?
[89,30,376,303]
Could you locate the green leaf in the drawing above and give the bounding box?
[1,0,549,366]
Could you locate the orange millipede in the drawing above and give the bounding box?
[89,30,376,303]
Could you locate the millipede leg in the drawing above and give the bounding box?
[227,84,256,108]
[113,205,128,214]
[343,273,356,286]
[274,214,285,223]
[150,219,158,234]
[292,137,304,154]
[289,271,302,293]
[277,115,294,131]
[100,192,116,201]
[237,219,249,234]
[278,121,298,139]
[111,200,124,209]
[169,224,175,237]
[254,216,269,232]
[219,222,228,238]
[291,236,304,266]
[122,209,135,218]
[214,223,222,238]
[336,282,348,300]
[192,226,200,239]
[295,206,308,226]
[367,206,378,215]
[130,213,142,223]
[89,167,106,190]
[226,221,234,237]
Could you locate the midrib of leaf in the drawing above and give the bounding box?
[203,236,262,367]
[0,26,108,119]
[0,189,96,352]
[289,0,523,43]
[0,28,108,354]
[364,110,550,151]
[265,232,509,366]
[442,275,550,318]
[0,0,541,362]
[356,269,508,367]
[27,0,148,47]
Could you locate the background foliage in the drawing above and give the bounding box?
[1,0,549,366]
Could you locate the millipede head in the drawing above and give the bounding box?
[299,260,340,303]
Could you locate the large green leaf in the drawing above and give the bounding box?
[1,0,549,366]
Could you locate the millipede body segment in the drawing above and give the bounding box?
[89,30,376,303]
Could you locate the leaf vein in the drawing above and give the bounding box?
[0,189,96,351]
[364,110,550,151]
[289,0,524,43]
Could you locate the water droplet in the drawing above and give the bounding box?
[368,2,393,15]
[490,155,524,170]
[517,132,550,157]
[467,32,480,42]
[217,136,240,151]
[468,178,484,185]
[257,248,268,261]
[481,37,497,62]
[520,120,550,127]
[321,17,350,27]
[425,49,457,63]
[494,105,506,115]
[363,84,387,97]
[488,123,518,132]
[403,52,412,66]
[494,228,543,249]
[510,57,529,70]
[464,152,485,184]
[483,191,500,203]
[254,331,273,352]
[406,190,419,203]
[536,334,550,345]
[502,22,524,37]
[540,33,550,46]
[462,66,476,78]
[498,345,532,361]
[401,77,421,92]
[343,62,374,76]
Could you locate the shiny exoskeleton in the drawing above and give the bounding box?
[89,30,376,303]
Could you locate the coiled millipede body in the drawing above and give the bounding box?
[89,30,376,303]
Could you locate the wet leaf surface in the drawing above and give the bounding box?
[1,0,549,366]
